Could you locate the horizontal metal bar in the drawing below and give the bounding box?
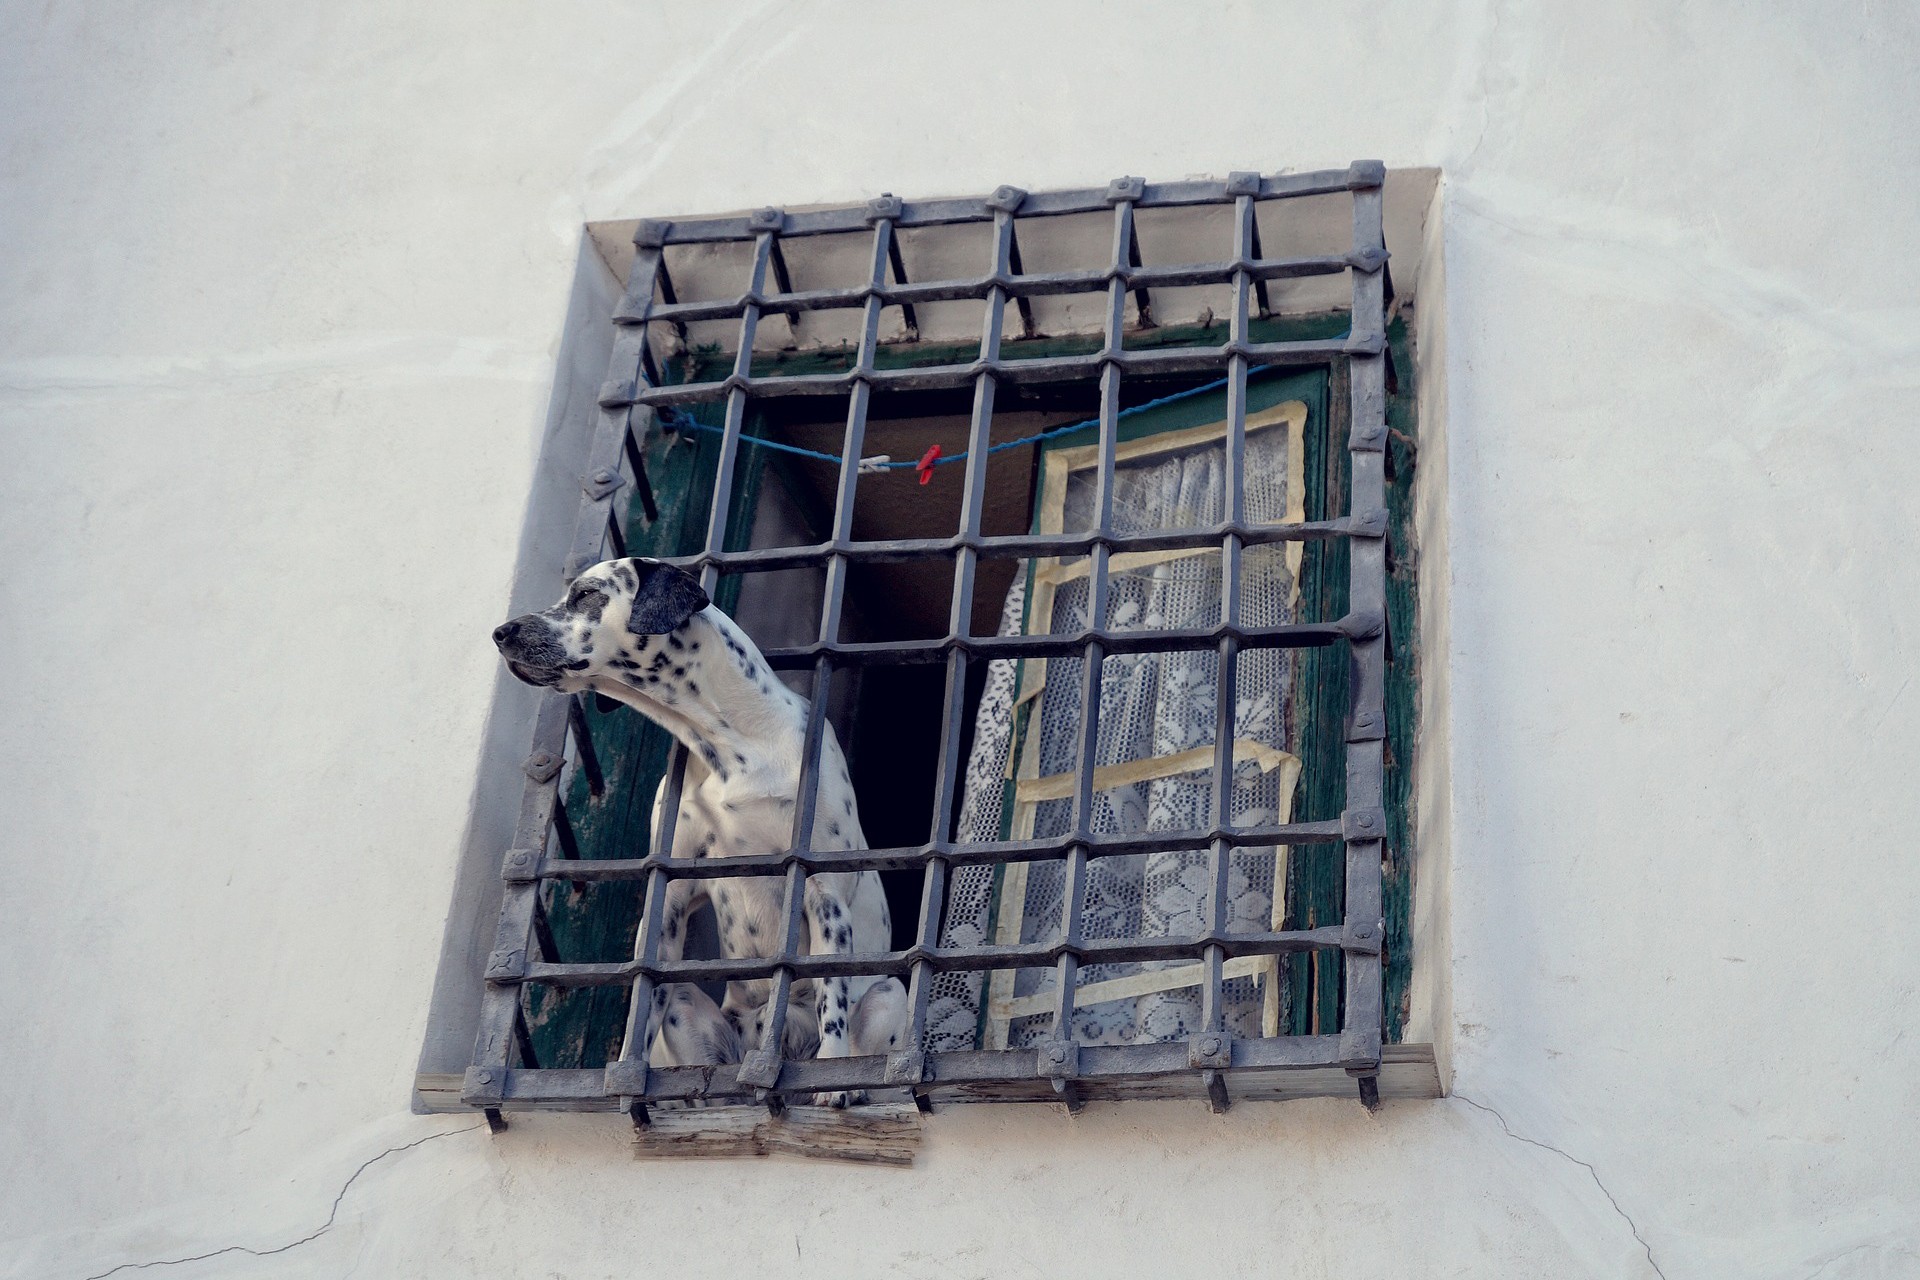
[755,614,1376,669]
[617,336,1378,408]
[531,818,1342,884]
[663,515,1382,576]
[479,1035,1360,1109]
[636,167,1374,246]
[521,924,1362,989]
[618,253,1365,325]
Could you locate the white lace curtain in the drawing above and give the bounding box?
[926,407,1305,1052]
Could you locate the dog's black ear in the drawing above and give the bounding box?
[626,560,709,636]
[593,691,623,715]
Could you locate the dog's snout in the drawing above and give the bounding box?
[493,618,527,649]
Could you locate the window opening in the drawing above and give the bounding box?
[461,165,1419,1128]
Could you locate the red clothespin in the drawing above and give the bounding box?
[916,444,943,485]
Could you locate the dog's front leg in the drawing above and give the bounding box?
[803,877,863,1108]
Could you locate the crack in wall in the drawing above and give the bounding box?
[82,1124,485,1280]
[1455,1094,1666,1280]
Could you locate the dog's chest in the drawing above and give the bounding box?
[683,777,861,961]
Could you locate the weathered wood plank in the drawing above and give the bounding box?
[631,1101,923,1166]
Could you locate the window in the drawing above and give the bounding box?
[447,163,1434,1130]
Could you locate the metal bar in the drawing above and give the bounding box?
[1125,223,1155,329]
[743,214,894,1101]
[694,232,774,585]
[550,796,582,861]
[595,233,683,1125]
[1005,221,1039,339]
[631,168,1371,246]
[527,924,1365,987]
[463,694,570,1114]
[605,747,689,1125]
[567,695,605,798]
[901,210,1014,1085]
[657,517,1380,574]
[1341,165,1390,1102]
[753,617,1369,668]
[512,998,540,1070]
[768,236,801,346]
[484,1033,1357,1108]
[621,336,1376,407]
[621,252,1358,324]
[885,226,921,340]
[1246,198,1273,318]
[604,505,627,559]
[1041,199,1134,1098]
[532,818,1345,881]
[622,421,659,524]
[1197,194,1260,1071]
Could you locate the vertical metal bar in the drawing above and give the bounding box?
[607,748,688,1126]
[1246,204,1272,319]
[698,233,774,590]
[1041,200,1132,1109]
[740,217,893,1103]
[1125,225,1155,329]
[1342,163,1389,1110]
[550,796,582,861]
[463,694,570,1125]
[769,237,801,347]
[598,238,681,1126]
[900,210,1013,1088]
[886,231,921,341]
[512,997,540,1070]
[1190,196,1256,1115]
[1005,223,1039,340]
[568,694,606,798]
[622,422,659,524]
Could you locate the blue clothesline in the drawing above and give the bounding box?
[655,366,1281,474]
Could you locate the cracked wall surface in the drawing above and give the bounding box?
[3,2,1919,1277]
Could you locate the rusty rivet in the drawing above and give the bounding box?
[475,1069,493,1084]
[1199,1035,1222,1056]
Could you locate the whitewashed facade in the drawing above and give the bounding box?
[3,3,1918,1276]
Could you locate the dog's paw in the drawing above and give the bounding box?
[812,1089,869,1109]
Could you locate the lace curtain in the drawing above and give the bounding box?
[926,407,1305,1052]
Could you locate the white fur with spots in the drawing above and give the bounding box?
[493,556,901,1107]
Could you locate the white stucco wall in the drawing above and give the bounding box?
[3,3,1917,1277]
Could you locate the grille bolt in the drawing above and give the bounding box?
[1199,1034,1222,1057]
[475,1069,493,1084]
[1047,1045,1067,1064]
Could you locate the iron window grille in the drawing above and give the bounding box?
[463,162,1398,1129]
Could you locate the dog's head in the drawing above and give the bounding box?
[492,557,709,694]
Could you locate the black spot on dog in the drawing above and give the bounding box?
[828,822,841,838]
[672,666,685,678]
[746,921,758,937]
[686,681,699,698]
[666,1013,679,1028]
[667,632,684,651]
[835,926,851,947]
[735,752,748,766]
[844,798,854,816]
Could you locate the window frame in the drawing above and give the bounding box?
[458,164,1404,1128]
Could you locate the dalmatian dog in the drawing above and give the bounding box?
[492,556,903,1106]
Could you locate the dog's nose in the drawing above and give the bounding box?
[492,620,521,648]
